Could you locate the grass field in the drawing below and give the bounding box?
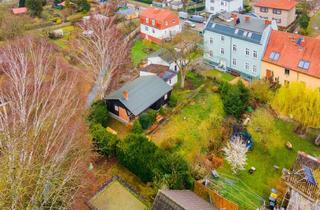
[89,179,147,210]
[51,25,76,49]
[218,108,320,206]
[131,39,160,66]
[151,87,225,163]
[200,69,235,82]
[309,10,320,37]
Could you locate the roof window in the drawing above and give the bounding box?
[298,60,310,70]
[269,51,280,61]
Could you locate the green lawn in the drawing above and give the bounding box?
[218,108,320,208]
[89,179,148,210]
[131,39,160,67]
[308,10,320,37]
[200,69,235,82]
[51,25,76,49]
[151,87,225,163]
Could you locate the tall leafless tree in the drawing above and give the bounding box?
[0,37,87,209]
[74,11,130,102]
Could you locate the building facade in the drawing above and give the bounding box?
[261,30,320,89]
[140,8,181,44]
[203,12,277,80]
[253,0,296,28]
[205,0,243,14]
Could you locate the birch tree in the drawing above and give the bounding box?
[0,37,87,209]
[223,138,248,174]
[74,12,129,101]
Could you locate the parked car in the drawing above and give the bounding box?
[184,20,196,27]
[179,11,188,19]
[188,15,205,23]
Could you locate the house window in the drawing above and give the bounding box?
[220,48,224,54]
[232,44,237,52]
[210,0,214,2]
[245,48,249,56]
[253,50,257,58]
[269,51,280,60]
[152,19,155,26]
[114,105,119,111]
[245,62,249,70]
[298,60,310,70]
[145,26,148,31]
[232,58,236,66]
[272,18,281,23]
[210,7,214,11]
[252,65,257,72]
[260,7,268,13]
[284,69,290,75]
[209,50,213,57]
[146,18,149,23]
[284,80,290,85]
[221,35,224,41]
[164,94,168,100]
[273,9,281,14]
[152,28,155,33]
[210,37,213,44]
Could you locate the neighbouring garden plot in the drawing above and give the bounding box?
[200,69,235,83]
[151,87,225,163]
[218,108,320,201]
[131,39,160,66]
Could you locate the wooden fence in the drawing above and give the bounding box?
[194,181,239,210]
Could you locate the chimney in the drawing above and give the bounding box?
[233,17,239,25]
[300,39,305,48]
[123,90,128,101]
[264,20,271,25]
[245,16,250,22]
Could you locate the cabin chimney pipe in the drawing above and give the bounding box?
[123,90,128,101]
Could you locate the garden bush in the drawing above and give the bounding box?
[139,109,157,129]
[117,134,193,189]
[219,81,250,119]
[168,94,178,107]
[131,120,143,134]
[87,100,109,127]
[90,123,119,158]
[250,80,272,104]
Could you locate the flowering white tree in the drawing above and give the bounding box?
[223,137,248,174]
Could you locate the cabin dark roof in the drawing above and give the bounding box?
[204,12,270,44]
[152,190,218,210]
[141,64,177,81]
[105,75,172,115]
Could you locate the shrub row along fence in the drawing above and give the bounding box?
[194,181,238,210]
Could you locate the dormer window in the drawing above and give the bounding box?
[269,51,280,61]
[298,60,310,70]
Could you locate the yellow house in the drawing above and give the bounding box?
[261,30,320,89]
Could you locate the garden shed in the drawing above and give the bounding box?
[105,75,172,123]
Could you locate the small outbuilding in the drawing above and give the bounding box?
[140,64,178,86]
[11,7,27,15]
[105,75,172,123]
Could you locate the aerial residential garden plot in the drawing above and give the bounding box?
[130,39,160,66]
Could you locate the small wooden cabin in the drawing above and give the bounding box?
[105,75,172,124]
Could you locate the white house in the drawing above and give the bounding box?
[147,50,179,72]
[140,64,178,86]
[140,8,181,44]
[205,0,243,14]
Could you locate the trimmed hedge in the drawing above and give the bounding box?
[87,100,109,127]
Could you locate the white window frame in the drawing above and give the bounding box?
[210,37,213,44]
[245,48,250,56]
[253,50,257,58]
[221,35,224,41]
[245,62,249,70]
[209,50,213,57]
[115,105,119,111]
[232,44,237,52]
[232,58,236,66]
[220,48,224,54]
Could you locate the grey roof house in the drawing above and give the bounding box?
[140,64,178,86]
[147,49,179,72]
[105,75,172,123]
[152,190,218,210]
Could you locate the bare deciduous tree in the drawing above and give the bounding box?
[74,12,130,103]
[223,137,248,174]
[0,37,87,209]
[162,30,202,89]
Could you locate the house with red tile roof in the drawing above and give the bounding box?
[261,30,320,89]
[253,0,297,28]
[139,8,181,44]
